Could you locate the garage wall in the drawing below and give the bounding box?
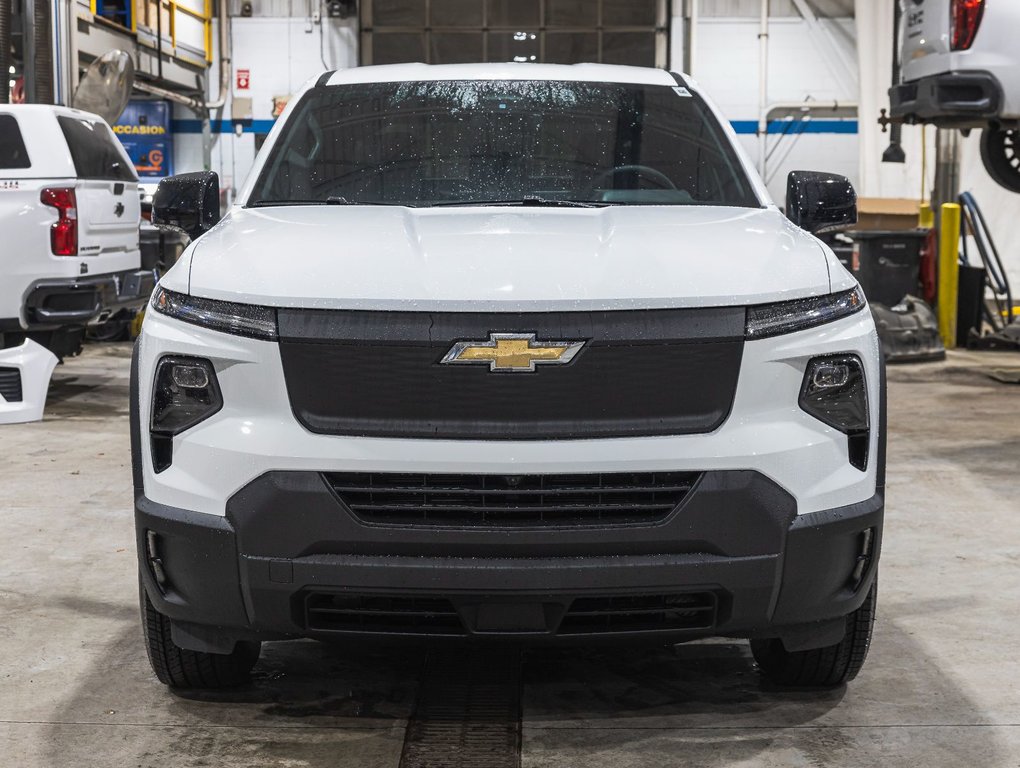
[672,13,859,203]
[173,15,358,202]
[172,3,860,210]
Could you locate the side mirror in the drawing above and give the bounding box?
[786,171,857,235]
[152,171,221,241]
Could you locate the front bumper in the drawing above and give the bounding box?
[22,268,158,329]
[889,71,1004,128]
[135,471,883,647]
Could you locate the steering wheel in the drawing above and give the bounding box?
[589,164,678,192]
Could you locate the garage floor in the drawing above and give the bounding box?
[2,342,1019,767]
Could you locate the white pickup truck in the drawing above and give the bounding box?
[134,64,884,692]
[0,105,155,423]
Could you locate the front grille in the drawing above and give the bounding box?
[303,591,718,636]
[558,592,717,634]
[0,367,23,403]
[325,471,700,527]
[306,594,463,635]
[278,308,745,440]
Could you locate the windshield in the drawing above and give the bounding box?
[248,79,761,209]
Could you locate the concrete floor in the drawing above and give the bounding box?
[2,342,1019,767]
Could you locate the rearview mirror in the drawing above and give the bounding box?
[152,171,221,241]
[786,171,857,235]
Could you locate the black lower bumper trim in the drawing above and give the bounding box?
[24,269,157,329]
[136,468,883,645]
[889,71,1003,128]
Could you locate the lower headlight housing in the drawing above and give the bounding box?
[799,354,870,471]
[149,356,223,473]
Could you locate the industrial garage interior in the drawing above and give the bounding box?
[2,0,1020,766]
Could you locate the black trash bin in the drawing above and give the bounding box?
[957,264,987,348]
[848,230,927,307]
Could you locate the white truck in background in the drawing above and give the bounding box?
[0,105,155,424]
[890,0,1020,192]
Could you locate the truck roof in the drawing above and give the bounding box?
[321,62,682,88]
[0,103,106,121]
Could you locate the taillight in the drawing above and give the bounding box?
[951,0,985,51]
[40,187,78,256]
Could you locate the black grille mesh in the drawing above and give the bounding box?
[277,307,745,440]
[325,471,700,527]
[0,367,23,403]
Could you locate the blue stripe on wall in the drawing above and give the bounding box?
[731,120,859,135]
[172,119,278,133]
[172,118,860,136]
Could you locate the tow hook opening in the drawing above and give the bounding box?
[146,530,169,593]
[848,527,876,591]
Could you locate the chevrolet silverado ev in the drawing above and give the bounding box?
[133,64,884,690]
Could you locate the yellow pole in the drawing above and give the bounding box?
[938,203,962,349]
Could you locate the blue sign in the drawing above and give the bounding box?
[113,100,173,179]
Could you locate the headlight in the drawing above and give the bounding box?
[745,286,865,339]
[151,286,278,340]
[799,354,869,470]
[149,356,223,473]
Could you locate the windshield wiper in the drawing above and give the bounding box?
[248,200,325,207]
[325,196,411,206]
[430,196,605,208]
[523,196,603,208]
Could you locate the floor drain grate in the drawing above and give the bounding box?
[399,648,522,768]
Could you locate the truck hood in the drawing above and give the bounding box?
[186,205,833,311]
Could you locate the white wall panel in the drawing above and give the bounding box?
[173,15,357,200]
[671,16,859,203]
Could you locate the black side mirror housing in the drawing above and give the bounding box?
[152,171,221,241]
[786,171,857,235]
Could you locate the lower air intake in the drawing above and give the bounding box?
[558,592,717,634]
[324,471,700,528]
[305,594,464,635]
[0,367,23,403]
[303,592,718,636]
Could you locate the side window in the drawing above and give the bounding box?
[0,114,31,169]
[57,115,138,181]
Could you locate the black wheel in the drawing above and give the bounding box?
[751,581,876,688]
[140,581,260,689]
[980,126,1020,193]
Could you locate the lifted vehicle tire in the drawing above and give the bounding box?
[981,127,1020,193]
[140,583,260,689]
[751,581,876,688]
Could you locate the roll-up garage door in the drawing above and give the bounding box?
[361,0,670,68]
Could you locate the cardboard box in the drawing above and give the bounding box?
[855,197,922,231]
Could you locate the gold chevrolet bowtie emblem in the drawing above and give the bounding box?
[441,333,585,372]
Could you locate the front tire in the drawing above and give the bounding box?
[751,581,876,688]
[140,582,260,689]
[980,126,1020,193]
